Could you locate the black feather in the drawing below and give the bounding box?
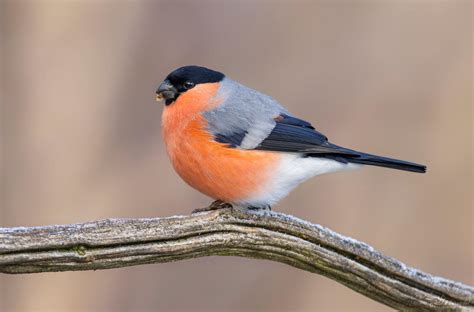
[255,114,426,173]
[277,114,315,129]
[214,131,247,147]
[315,146,427,173]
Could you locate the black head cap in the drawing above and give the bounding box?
[156,65,225,105]
[166,66,224,86]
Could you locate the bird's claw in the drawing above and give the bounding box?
[192,200,233,214]
[247,205,272,211]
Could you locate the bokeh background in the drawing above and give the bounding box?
[1,1,472,311]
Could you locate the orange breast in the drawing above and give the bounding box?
[162,83,280,202]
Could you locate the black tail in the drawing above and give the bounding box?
[344,152,426,173]
[318,145,427,173]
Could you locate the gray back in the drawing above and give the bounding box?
[203,77,288,149]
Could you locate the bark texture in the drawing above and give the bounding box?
[1,208,473,310]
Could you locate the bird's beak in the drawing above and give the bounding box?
[156,80,177,102]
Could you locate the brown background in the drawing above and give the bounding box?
[1,1,472,311]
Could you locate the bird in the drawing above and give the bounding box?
[156,65,426,211]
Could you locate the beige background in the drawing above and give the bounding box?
[1,1,472,311]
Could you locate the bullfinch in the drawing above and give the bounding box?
[156,65,426,210]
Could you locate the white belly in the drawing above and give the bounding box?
[238,153,361,207]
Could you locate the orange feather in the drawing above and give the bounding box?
[162,83,280,202]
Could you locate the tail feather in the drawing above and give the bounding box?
[344,152,426,173]
[315,144,427,173]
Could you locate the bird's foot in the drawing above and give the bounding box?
[247,205,272,211]
[192,200,233,214]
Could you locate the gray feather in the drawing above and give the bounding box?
[203,78,288,149]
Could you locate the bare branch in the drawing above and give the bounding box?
[0,208,472,310]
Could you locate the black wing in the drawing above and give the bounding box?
[254,114,359,156]
[253,114,426,173]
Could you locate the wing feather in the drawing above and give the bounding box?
[254,115,359,156]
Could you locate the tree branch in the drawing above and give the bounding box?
[0,208,472,310]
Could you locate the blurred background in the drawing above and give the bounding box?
[0,0,472,311]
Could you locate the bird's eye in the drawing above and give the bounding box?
[183,81,195,89]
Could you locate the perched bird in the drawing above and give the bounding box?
[156,65,426,210]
